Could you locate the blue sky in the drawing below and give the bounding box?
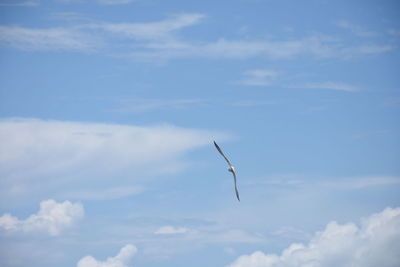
[0,0,400,266]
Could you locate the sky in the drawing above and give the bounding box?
[0,0,400,266]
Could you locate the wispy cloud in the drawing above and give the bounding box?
[294,81,360,92]
[336,20,377,37]
[0,199,84,236]
[271,226,311,241]
[0,14,394,61]
[0,118,228,205]
[77,244,137,267]
[129,35,394,62]
[387,29,400,37]
[97,0,134,5]
[56,0,134,4]
[154,226,189,235]
[231,99,283,107]
[0,1,38,6]
[323,176,400,189]
[64,186,144,200]
[89,13,205,41]
[0,25,98,52]
[237,69,279,86]
[0,13,204,52]
[112,98,205,112]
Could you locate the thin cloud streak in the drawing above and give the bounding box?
[0,25,98,52]
[336,20,377,37]
[154,226,189,235]
[64,186,144,200]
[97,0,134,5]
[0,1,38,6]
[237,69,279,86]
[293,81,360,92]
[323,176,400,189]
[111,98,205,112]
[0,14,394,61]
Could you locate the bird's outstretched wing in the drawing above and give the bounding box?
[214,141,240,202]
[232,170,240,201]
[213,141,232,166]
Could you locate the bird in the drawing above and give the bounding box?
[213,141,240,201]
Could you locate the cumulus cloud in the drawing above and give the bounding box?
[0,199,84,236]
[228,207,400,267]
[154,226,189,235]
[77,244,137,267]
[0,118,227,203]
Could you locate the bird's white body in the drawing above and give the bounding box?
[228,166,235,173]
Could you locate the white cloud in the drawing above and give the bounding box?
[0,118,227,203]
[129,35,394,62]
[57,0,134,5]
[238,69,279,86]
[97,0,134,5]
[228,207,400,267]
[64,186,144,200]
[296,81,359,92]
[323,176,400,189]
[112,98,205,112]
[154,226,189,235]
[336,20,377,37]
[77,244,137,267]
[0,14,393,60]
[90,13,205,41]
[0,199,84,236]
[387,29,400,37]
[0,1,39,6]
[231,100,281,107]
[0,26,98,52]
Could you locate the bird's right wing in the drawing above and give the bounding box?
[232,170,240,202]
[213,141,232,166]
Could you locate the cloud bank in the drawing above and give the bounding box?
[228,207,400,267]
[77,244,137,267]
[0,199,84,236]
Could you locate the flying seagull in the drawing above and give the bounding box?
[213,141,240,201]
